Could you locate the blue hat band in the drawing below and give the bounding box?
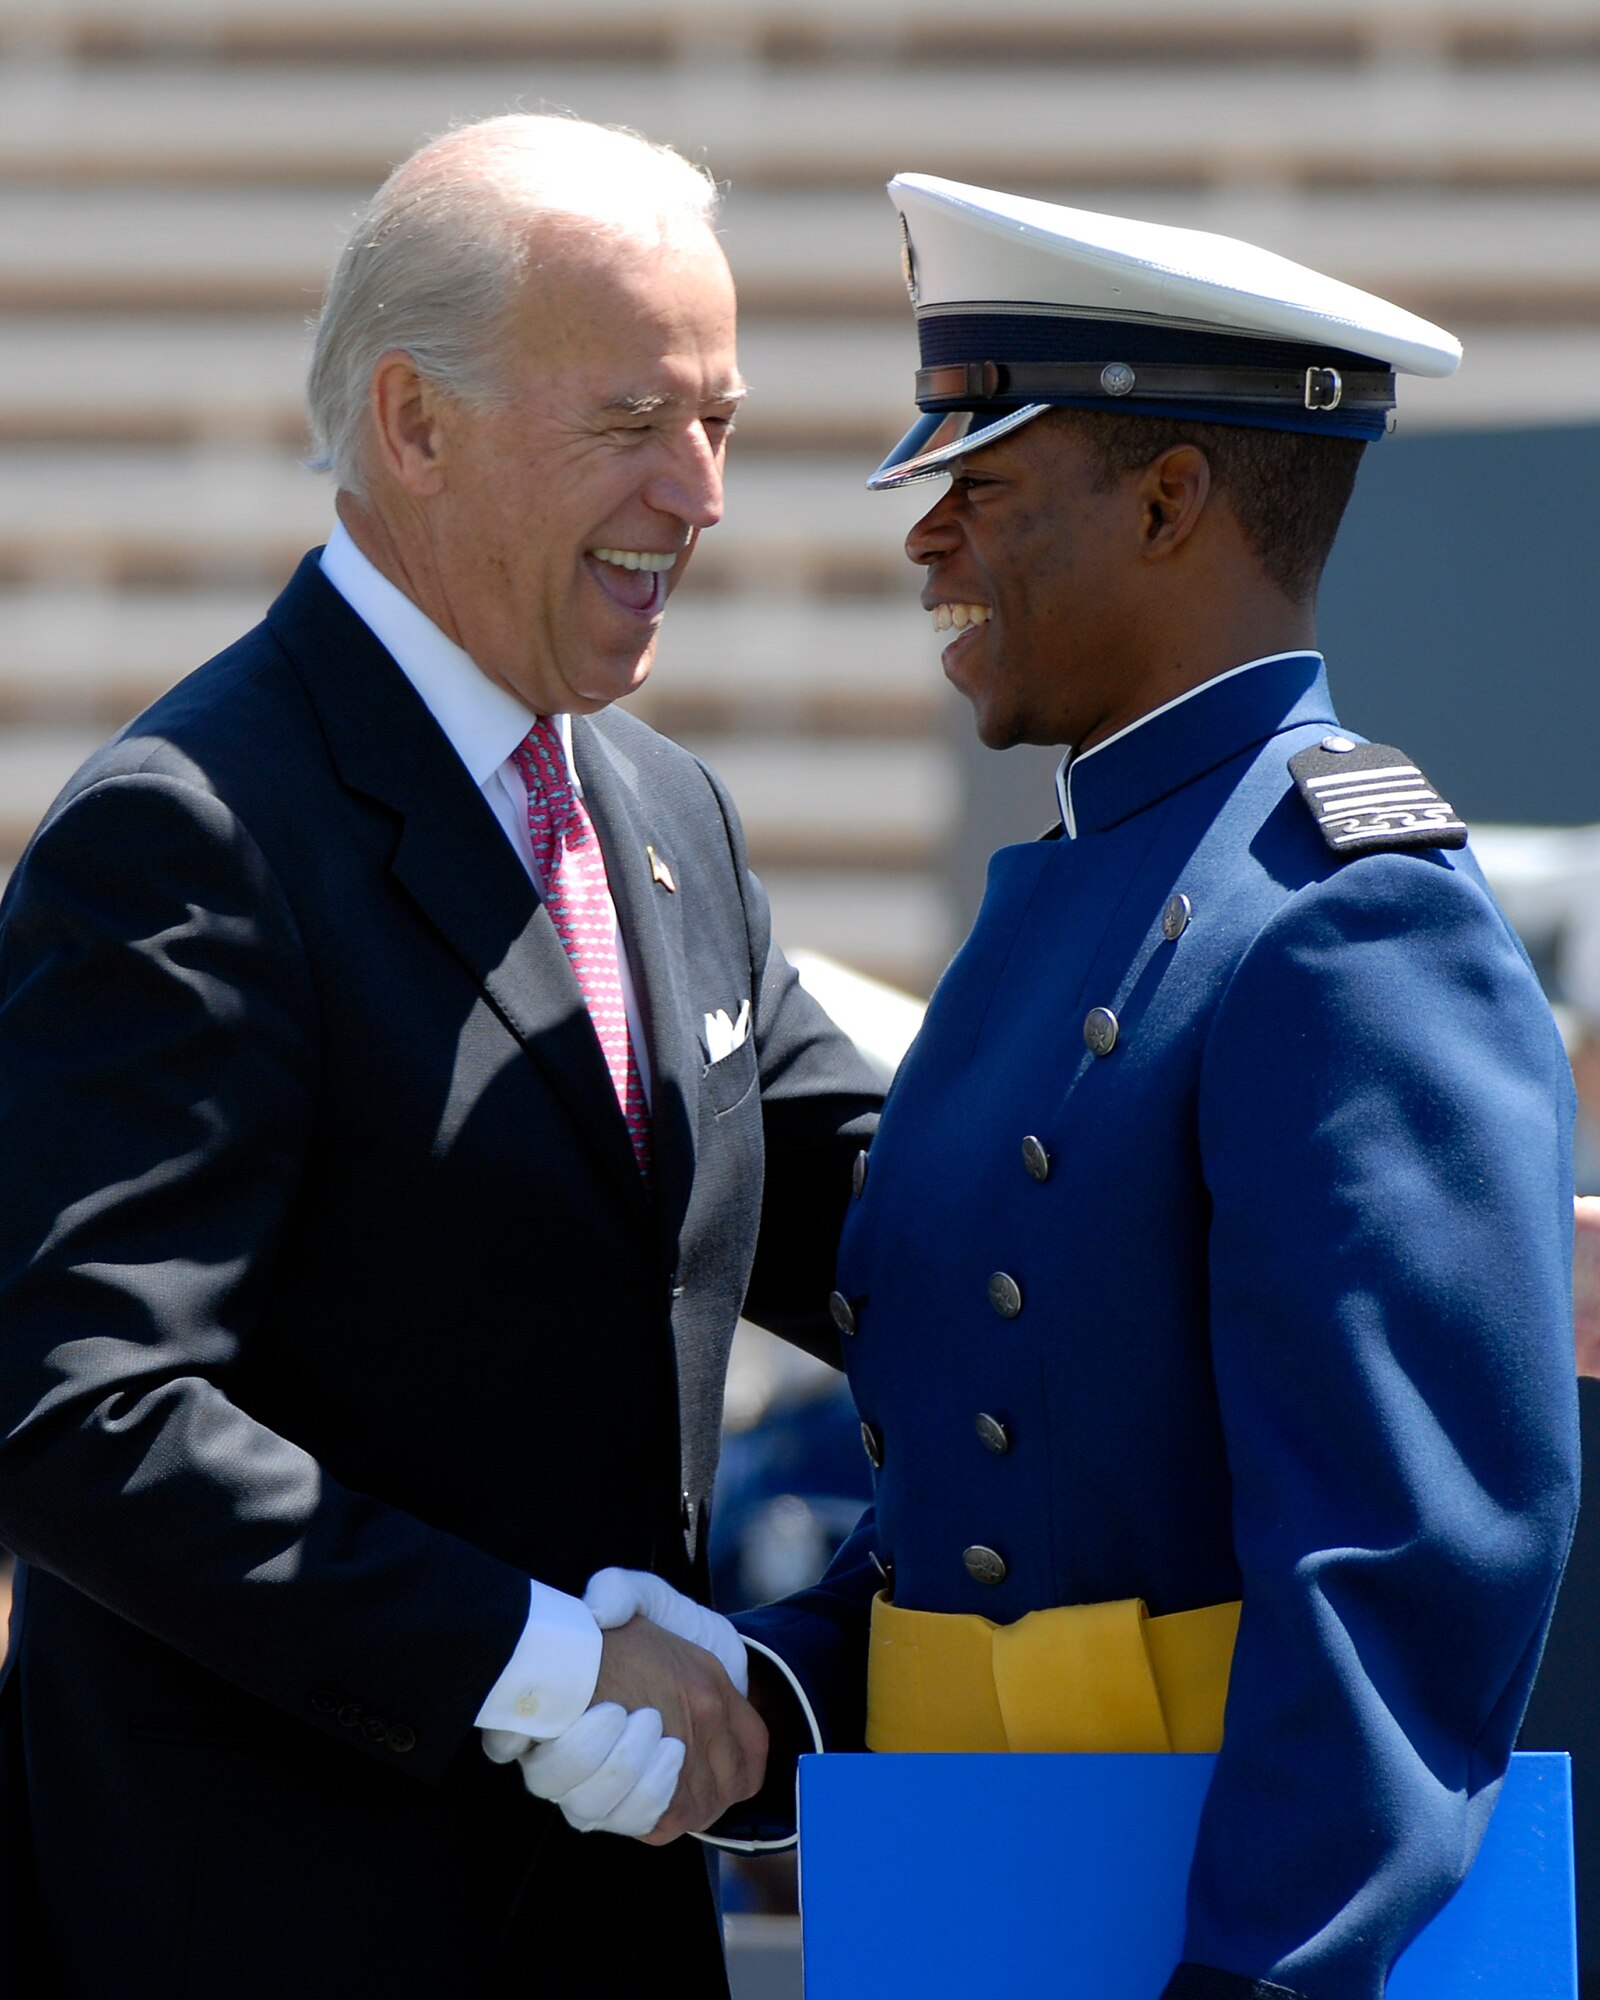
[918,308,1383,371]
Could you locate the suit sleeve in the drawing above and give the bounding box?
[1169,851,1579,2000]
[697,759,882,1361]
[0,773,530,1783]
[733,1503,880,1754]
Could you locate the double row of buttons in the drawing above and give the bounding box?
[1079,894,1194,1062]
[962,1129,1050,1589]
[839,898,1197,1599]
[857,1406,1011,1474]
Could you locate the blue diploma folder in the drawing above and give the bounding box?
[798,1751,1575,1997]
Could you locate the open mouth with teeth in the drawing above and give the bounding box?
[587,547,679,618]
[931,602,992,634]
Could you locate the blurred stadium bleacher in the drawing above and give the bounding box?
[1,0,1597,991]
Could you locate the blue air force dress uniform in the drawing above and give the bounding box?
[735,179,1579,2000]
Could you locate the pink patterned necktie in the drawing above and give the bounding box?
[513,717,651,1179]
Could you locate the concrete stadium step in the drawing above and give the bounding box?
[664,736,958,871]
[0,585,959,875]
[0,589,945,729]
[0,721,952,867]
[9,0,1600,61]
[3,56,1599,189]
[0,727,104,854]
[4,181,1597,325]
[0,317,312,445]
[631,597,951,736]
[0,446,932,588]
[0,315,909,450]
[0,188,359,312]
[4,311,1598,456]
[0,586,271,721]
[0,756,952,992]
[753,865,949,992]
[0,720,953,986]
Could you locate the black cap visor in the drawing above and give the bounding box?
[866,402,1052,491]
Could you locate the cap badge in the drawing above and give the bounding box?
[1100,362,1137,398]
[899,213,919,306]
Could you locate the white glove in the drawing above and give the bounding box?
[583,1567,749,1697]
[485,1572,743,1839]
[513,1701,686,1837]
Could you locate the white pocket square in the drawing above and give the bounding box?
[704,999,751,1064]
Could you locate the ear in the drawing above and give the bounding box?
[367,350,454,498]
[1137,444,1211,560]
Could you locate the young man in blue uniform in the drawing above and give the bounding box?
[519,180,1581,1999]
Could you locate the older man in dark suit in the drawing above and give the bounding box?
[0,115,879,1998]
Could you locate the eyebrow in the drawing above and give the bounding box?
[601,385,750,417]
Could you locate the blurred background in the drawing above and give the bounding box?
[0,2,1598,1994]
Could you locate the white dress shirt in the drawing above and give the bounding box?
[319,522,652,1104]
[318,520,666,1740]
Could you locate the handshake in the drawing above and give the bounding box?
[482,1569,769,1846]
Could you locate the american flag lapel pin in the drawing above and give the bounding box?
[646,844,677,893]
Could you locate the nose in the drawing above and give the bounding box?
[647,422,726,533]
[905,487,959,568]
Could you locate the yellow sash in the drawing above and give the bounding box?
[865,1592,1241,1754]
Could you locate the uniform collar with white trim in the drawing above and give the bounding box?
[1054,651,1335,839]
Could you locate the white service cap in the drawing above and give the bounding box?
[872,174,1463,489]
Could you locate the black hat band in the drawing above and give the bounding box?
[916,360,1395,417]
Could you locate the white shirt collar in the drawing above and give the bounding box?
[1053,650,1323,839]
[319,519,571,783]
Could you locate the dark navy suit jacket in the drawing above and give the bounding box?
[739,654,1578,2000]
[0,554,881,1999]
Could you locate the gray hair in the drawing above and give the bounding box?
[306,114,721,496]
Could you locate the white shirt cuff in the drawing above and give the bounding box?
[473,1579,604,1740]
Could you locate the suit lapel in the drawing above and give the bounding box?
[388,808,655,1234]
[572,715,700,1260]
[270,555,653,1236]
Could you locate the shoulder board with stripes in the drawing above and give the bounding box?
[1287,736,1468,858]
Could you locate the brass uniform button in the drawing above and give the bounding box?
[851,1149,869,1198]
[1161,892,1192,942]
[1084,1006,1119,1057]
[828,1290,857,1336]
[988,1272,1023,1319]
[974,1412,1011,1455]
[861,1421,883,1469]
[963,1545,1008,1587]
[1020,1134,1050,1183]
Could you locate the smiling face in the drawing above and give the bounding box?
[403,216,743,715]
[908,413,1158,752]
